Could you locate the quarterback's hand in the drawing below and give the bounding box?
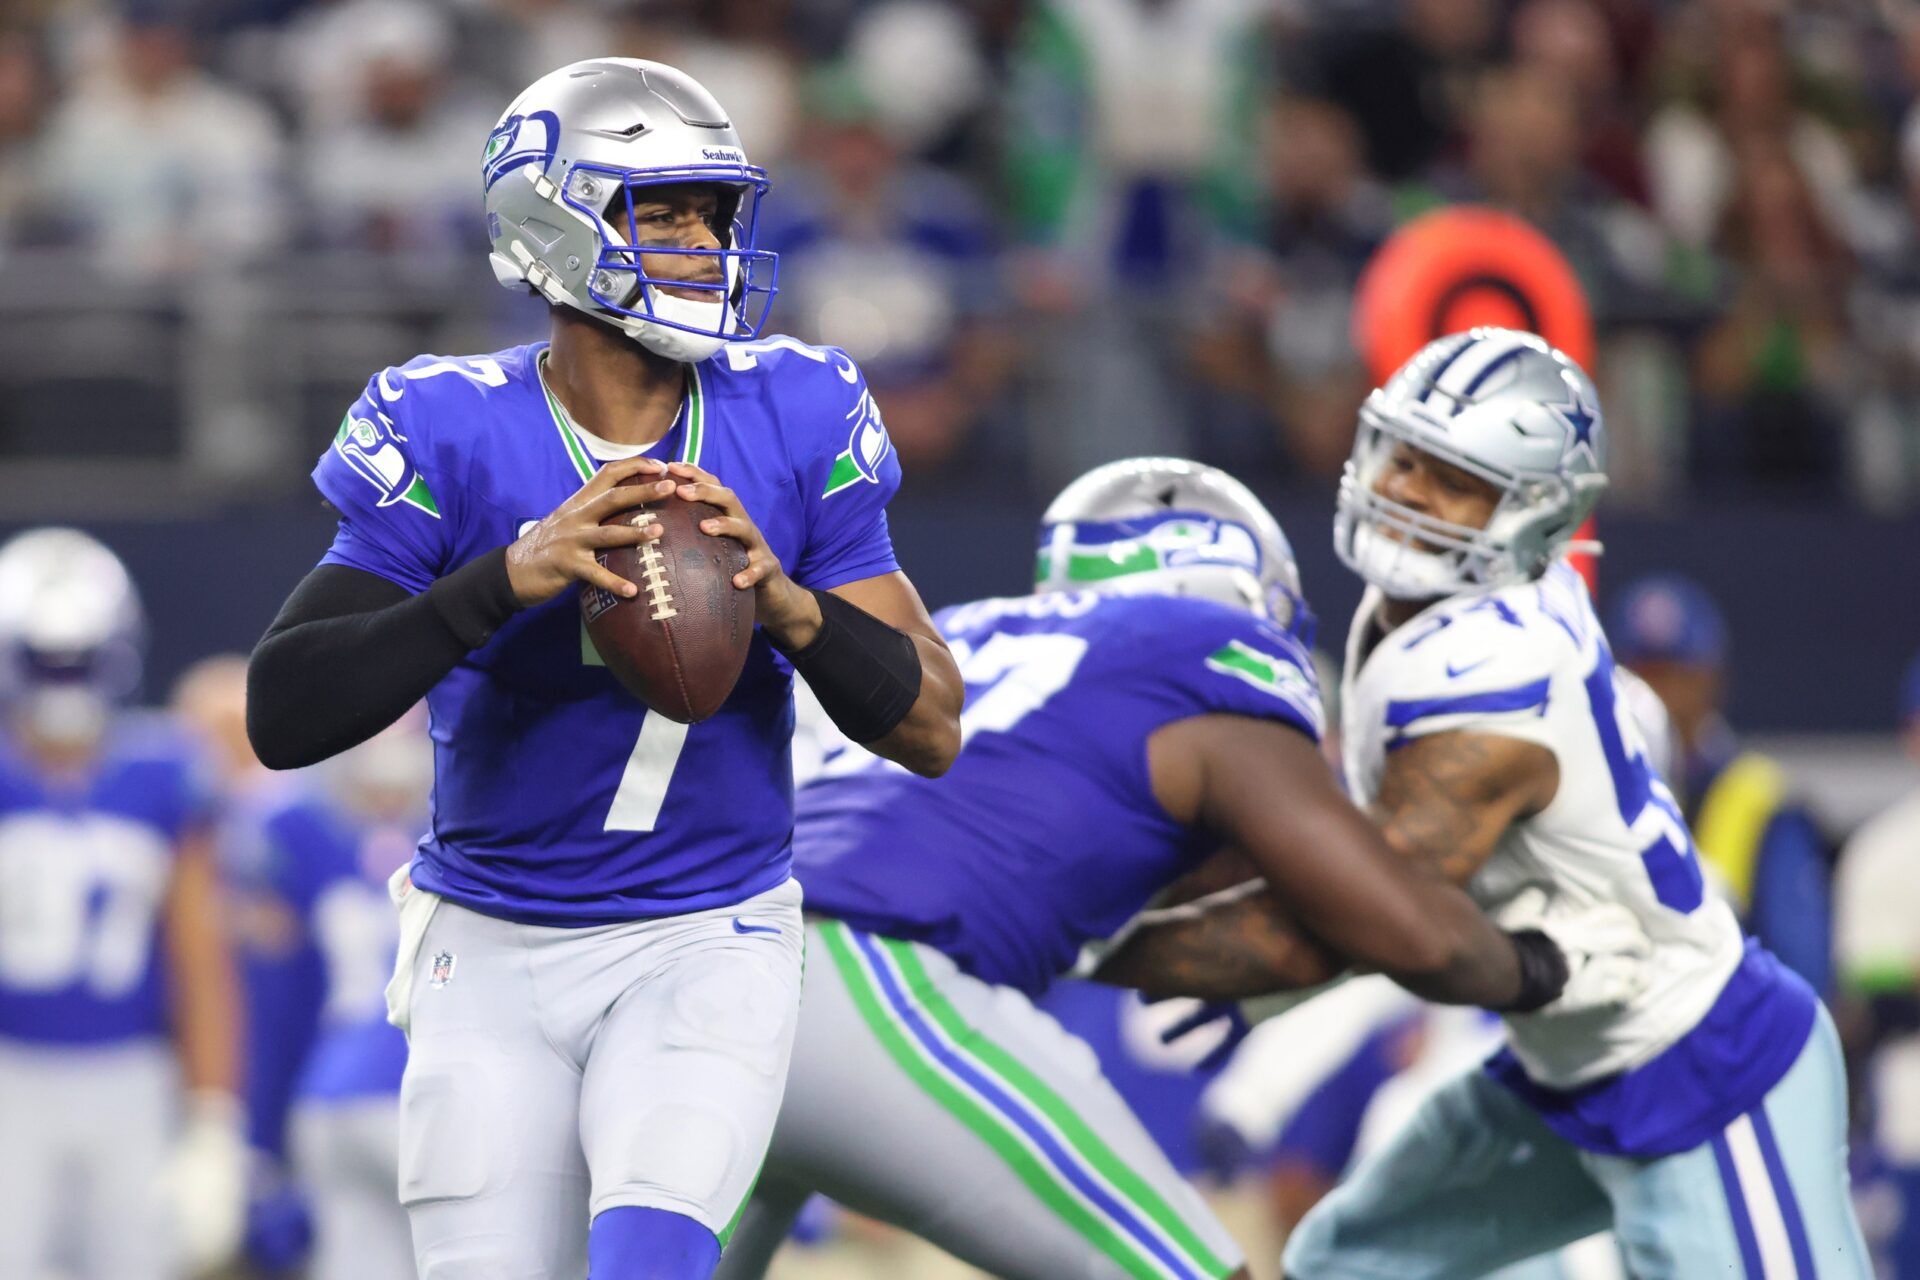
[159,1091,249,1275]
[666,460,822,647]
[505,457,676,607]
[1497,888,1653,1014]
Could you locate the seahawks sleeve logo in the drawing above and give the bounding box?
[1205,639,1324,735]
[821,389,892,499]
[334,411,440,518]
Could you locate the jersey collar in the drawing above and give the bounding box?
[535,350,708,483]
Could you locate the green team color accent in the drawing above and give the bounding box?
[1034,544,1162,585]
[399,475,440,517]
[821,450,864,499]
[539,353,705,483]
[1205,640,1300,697]
[880,939,1234,1279]
[816,924,1169,1280]
[821,921,1235,1278]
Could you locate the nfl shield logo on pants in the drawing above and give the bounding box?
[430,950,456,988]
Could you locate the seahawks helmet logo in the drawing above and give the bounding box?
[334,412,439,518]
[483,110,560,192]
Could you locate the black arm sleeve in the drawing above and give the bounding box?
[246,549,521,770]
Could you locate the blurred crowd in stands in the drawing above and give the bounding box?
[0,0,1916,503]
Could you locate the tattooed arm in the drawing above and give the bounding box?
[1125,714,1559,1009]
[1368,730,1559,885]
[1092,879,1344,1001]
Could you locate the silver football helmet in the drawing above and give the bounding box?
[1036,458,1309,635]
[0,528,144,744]
[1333,327,1607,600]
[483,58,778,363]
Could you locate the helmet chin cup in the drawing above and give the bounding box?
[615,287,731,362]
[1341,521,1474,601]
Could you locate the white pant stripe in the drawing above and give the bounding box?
[1725,1113,1800,1279]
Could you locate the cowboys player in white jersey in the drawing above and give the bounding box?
[1116,329,1868,1279]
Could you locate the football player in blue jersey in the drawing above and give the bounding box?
[1114,332,1870,1278]
[290,715,435,1280]
[245,58,963,1280]
[173,653,340,1272]
[717,457,1652,1280]
[0,529,248,1280]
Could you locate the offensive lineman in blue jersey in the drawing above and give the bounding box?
[718,459,1655,1280]
[0,530,248,1280]
[245,59,962,1280]
[289,716,436,1280]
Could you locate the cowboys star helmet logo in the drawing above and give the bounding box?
[1547,380,1600,468]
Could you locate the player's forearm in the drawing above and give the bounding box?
[861,631,964,777]
[165,839,241,1095]
[247,554,518,769]
[1093,891,1344,1001]
[778,585,963,777]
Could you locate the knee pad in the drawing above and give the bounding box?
[589,1205,720,1280]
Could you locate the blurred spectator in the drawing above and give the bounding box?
[1611,574,1835,996]
[296,1,492,254]
[1281,0,1502,184]
[762,66,1015,472]
[1832,651,1920,1280]
[459,0,618,106]
[1643,8,1860,252]
[1190,93,1388,478]
[1510,0,1646,205]
[616,0,802,170]
[0,28,52,250]
[843,1,989,164]
[32,10,284,275]
[1691,132,1853,495]
[1002,0,1271,485]
[1003,0,1265,288]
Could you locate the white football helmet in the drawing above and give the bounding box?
[0,528,145,744]
[1334,327,1608,600]
[1037,457,1310,636]
[483,58,779,363]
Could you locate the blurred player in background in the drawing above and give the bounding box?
[1611,574,1835,996]
[1833,651,1920,1278]
[173,653,337,1275]
[0,529,247,1279]
[290,715,433,1280]
[244,56,963,1279]
[723,456,1649,1280]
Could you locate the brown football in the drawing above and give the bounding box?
[580,477,754,723]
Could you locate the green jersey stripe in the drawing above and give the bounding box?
[880,938,1235,1277]
[816,923,1170,1280]
[681,363,704,467]
[540,352,700,478]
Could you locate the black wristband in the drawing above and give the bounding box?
[1501,929,1570,1013]
[424,547,523,650]
[774,588,922,743]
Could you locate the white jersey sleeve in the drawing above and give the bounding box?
[1339,564,1748,1088]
